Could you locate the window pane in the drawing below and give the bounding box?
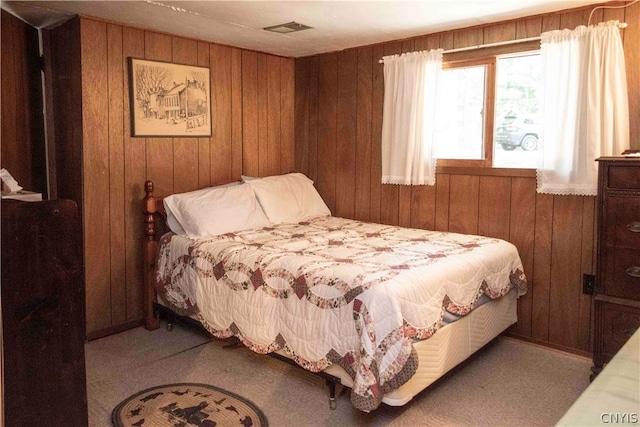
[493,54,542,168]
[433,65,485,160]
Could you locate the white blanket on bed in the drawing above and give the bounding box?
[155,216,526,411]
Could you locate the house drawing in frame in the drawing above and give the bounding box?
[129,58,212,137]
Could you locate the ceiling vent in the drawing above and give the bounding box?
[263,21,313,34]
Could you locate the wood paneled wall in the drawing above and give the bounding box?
[294,2,640,354]
[1,10,46,195]
[47,17,294,338]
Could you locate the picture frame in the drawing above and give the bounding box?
[128,57,212,137]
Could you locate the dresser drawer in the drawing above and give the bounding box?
[607,165,640,190]
[604,196,640,249]
[598,301,640,362]
[602,248,640,300]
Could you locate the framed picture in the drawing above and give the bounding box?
[128,57,212,137]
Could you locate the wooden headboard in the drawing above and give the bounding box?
[142,180,167,331]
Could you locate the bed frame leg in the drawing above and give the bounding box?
[143,180,161,331]
[326,379,337,410]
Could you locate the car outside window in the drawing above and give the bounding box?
[493,53,542,169]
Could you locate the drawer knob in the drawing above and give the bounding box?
[626,266,640,278]
[627,222,640,232]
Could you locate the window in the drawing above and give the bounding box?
[433,60,492,162]
[433,50,542,169]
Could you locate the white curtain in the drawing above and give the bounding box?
[381,49,443,186]
[537,21,629,195]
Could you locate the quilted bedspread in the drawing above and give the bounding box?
[155,216,527,411]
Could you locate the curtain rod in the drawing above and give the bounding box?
[442,35,540,55]
[378,21,628,63]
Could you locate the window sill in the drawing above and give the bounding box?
[436,165,536,178]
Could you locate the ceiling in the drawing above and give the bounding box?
[2,0,604,57]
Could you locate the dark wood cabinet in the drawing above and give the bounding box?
[1,199,88,426]
[593,157,640,378]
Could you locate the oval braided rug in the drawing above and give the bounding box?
[112,383,268,427]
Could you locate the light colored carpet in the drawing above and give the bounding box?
[86,321,592,426]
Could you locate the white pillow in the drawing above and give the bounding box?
[164,181,242,235]
[163,183,271,238]
[246,173,331,224]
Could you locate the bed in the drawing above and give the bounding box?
[142,172,527,413]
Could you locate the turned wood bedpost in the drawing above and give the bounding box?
[143,180,161,330]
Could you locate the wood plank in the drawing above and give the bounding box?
[242,50,259,176]
[280,57,295,174]
[541,14,561,32]
[257,53,268,176]
[434,173,450,231]
[414,34,440,51]
[107,23,126,326]
[81,19,111,333]
[9,12,30,187]
[532,193,552,341]
[335,49,357,219]
[548,196,583,349]
[509,177,537,337]
[144,138,174,192]
[625,1,640,149]
[172,37,199,193]
[370,45,384,223]
[516,17,542,39]
[144,31,173,196]
[410,185,436,230]
[478,176,511,240]
[307,56,320,183]
[171,37,196,64]
[317,53,338,213]
[440,31,454,50]
[122,26,146,323]
[448,175,479,234]
[588,8,604,26]
[27,15,47,194]
[578,196,596,351]
[1,11,45,193]
[267,54,282,176]
[197,41,211,188]
[22,10,47,193]
[355,47,373,222]
[1,11,19,186]
[42,29,58,198]
[559,8,590,30]
[483,22,517,44]
[49,17,83,222]
[453,27,483,49]
[210,44,232,184]
[231,48,243,178]
[294,57,311,176]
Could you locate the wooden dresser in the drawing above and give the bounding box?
[593,157,640,378]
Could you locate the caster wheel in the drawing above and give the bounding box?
[329,398,336,410]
